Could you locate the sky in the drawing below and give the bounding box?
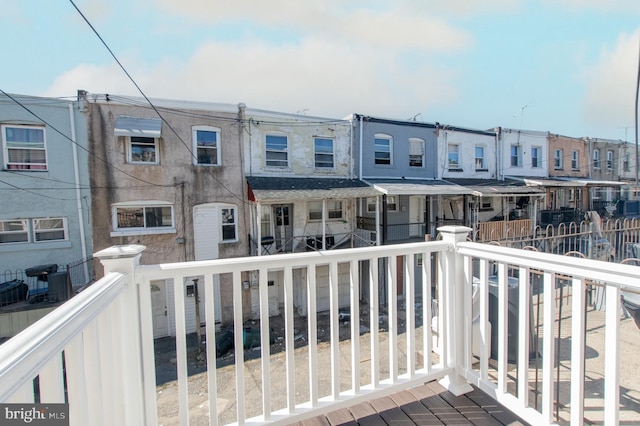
[1,0,640,140]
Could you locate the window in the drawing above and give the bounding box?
[511,145,521,167]
[623,153,630,172]
[447,144,460,169]
[409,138,424,167]
[0,220,28,243]
[260,209,271,238]
[314,137,334,168]
[367,197,378,212]
[593,149,600,168]
[374,134,392,165]
[475,146,486,170]
[554,149,563,169]
[531,147,541,168]
[308,200,344,221]
[266,134,288,167]
[221,207,237,242]
[607,150,614,170]
[2,125,47,170]
[128,137,158,164]
[33,218,66,242]
[481,198,492,210]
[112,203,175,235]
[571,150,579,170]
[0,218,67,244]
[192,126,220,165]
[386,196,398,212]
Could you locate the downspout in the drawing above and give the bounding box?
[496,127,502,180]
[68,103,88,280]
[359,115,363,179]
[256,203,262,256]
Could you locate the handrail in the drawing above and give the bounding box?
[0,272,126,402]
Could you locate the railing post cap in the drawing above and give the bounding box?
[437,225,472,235]
[94,244,146,260]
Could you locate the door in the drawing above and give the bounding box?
[151,280,169,337]
[193,204,223,323]
[409,196,425,237]
[273,204,293,253]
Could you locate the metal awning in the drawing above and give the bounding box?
[114,116,162,138]
[445,179,544,196]
[365,179,476,196]
[511,177,587,187]
[247,176,381,202]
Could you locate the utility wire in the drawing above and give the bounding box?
[1,89,170,189]
[70,0,249,205]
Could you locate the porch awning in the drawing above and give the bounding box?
[247,176,381,202]
[114,116,162,138]
[445,178,544,196]
[509,176,587,187]
[364,178,476,196]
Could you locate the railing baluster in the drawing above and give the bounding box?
[517,266,531,407]
[461,255,472,373]
[99,305,117,426]
[204,273,218,425]
[405,254,415,378]
[369,258,380,386]
[172,274,190,426]
[307,264,318,406]
[137,276,158,426]
[570,277,586,426]
[542,271,556,423]
[497,263,508,393]
[7,382,34,403]
[479,258,489,381]
[232,270,245,425]
[604,285,620,426]
[329,261,340,398]
[64,335,89,425]
[350,259,361,391]
[284,266,295,412]
[258,267,271,419]
[388,255,398,382]
[39,353,65,403]
[422,250,432,373]
[84,320,105,426]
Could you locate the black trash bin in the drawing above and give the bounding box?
[0,279,29,306]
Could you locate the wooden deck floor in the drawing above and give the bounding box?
[297,381,530,426]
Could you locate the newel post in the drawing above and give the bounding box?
[437,226,474,396]
[94,245,156,426]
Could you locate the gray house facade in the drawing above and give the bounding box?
[0,93,92,290]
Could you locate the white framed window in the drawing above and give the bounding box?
[593,149,600,168]
[447,144,460,169]
[374,134,392,165]
[0,220,28,244]
[2,124,47,170]
[221,207,238,242]
[481,198,492,210]
[607,150,614,170]
[531,146,541,168]
[475,145,486,170]
[409,138,425,167]
[192,126,220,165]
[623,153,630,172]
[33,218,67,242]
[386,195,398,212]
[314,137,334,168]
[571,150,579,170]
[366,197,378,212]
[266,134,288,167]
[511,145,522,167]
[554,149,563,169]
[128,136,158,164]
[111,202,175,236]
[308,200,344,221]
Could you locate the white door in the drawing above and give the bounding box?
[409,196,425,237]
[193,204,222,323]
[151,280,169,337]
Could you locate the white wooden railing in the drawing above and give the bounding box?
[1,226,638,425]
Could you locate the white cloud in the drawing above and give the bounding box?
[545,0,640,12]
[581,29,640,135]
[41,38,459,119]
[155,0,473,52]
